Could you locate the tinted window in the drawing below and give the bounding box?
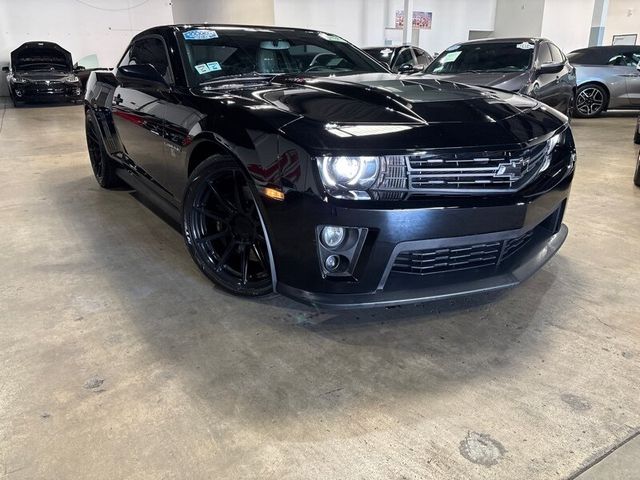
[395,48,414,67]
[548,43,564,63]
[537,43,553,64]
[364,47,395,66]
[414,48,432,66]
[607,51,640,66]
[426,41,534,74]
[120,37,172,82]
[180,29,385,84]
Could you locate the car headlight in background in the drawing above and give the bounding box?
[317,156,380,198]
[65,75,80,83]
[11,76,28,83]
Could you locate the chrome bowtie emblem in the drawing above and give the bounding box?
[45,80,50,85]
[495,158,528,180]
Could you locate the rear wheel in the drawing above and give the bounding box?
[634,151,640,187]
[85,113,119,188]
[575,84,607,118]
[634,119,640,144]
[182,155,273,296]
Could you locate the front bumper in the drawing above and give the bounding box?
[12,83,82,102]
[265,174,572,309]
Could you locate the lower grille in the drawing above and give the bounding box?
[392,229,535,276]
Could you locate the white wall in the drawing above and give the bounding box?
[603,0,640,45]
[0,0,173,95]
[275,0,496,54]
[171,0,275,25]
[541,0,595,52]
[493,0,545,37]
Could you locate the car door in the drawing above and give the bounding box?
[548,42,574,111]
[532,42,560,108]
[112,36,172,190]
[621,50,640,106]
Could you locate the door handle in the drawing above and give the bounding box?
[113,94,123,105]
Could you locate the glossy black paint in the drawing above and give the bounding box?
[424,38,576,115]
[363,45,434,73]
[85,25,575,308]
[5,41,83,105]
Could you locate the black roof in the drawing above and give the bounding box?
[458,37,544,45]
[568,45,640,64]
[569,45,639,54]
[133,23,332,41]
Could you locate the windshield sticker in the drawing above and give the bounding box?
[440,51,462,63]
[516,42,535,50]
[195,63,211,74]
[206,61,221,72]
[318,32,347,43]
[183,30,218,41]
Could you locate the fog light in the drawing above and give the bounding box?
[15,90,23,97]
[320,226,345,249]
[325,255,340,271]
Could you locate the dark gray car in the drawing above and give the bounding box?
[568,46,640,117]
[423,37,576,116]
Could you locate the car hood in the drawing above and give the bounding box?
[199,72,564,151]
[10,42,73,72]
[421,71,529,92]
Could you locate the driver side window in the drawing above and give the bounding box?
[395,48,414,68]
[119,37,173,83]
[537,43,553,65]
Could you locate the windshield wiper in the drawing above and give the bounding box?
[199,71,275,86]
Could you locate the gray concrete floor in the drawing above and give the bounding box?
[0,98,639,480]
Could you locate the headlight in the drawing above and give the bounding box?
[11,76,27,83]
[317,156,380,197]
[541,128,574,173]
[65,75,79,83]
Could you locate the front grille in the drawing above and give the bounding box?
[392,229,535,276]
[372,141,551,197]
[25,81,66,94]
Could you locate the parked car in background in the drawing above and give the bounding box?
[2,41,83,106]
[424,38,576,116]
[568,46,640,117]
[84,25,575,308]
[71,54,112,92]
[363,45,433,73]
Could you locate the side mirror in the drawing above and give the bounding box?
[1,66,9,73]
[116,64,169,90]
[397,63,418,74]
[74,65,86,72]
[537,62,564,74]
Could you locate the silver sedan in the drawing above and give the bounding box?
[568,46,640,117]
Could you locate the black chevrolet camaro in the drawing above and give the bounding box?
[84,25,576,309]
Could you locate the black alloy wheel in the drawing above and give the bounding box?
[575,84,607,118]
[634,119,640,145]
[85,114,119,188]
[634,151,640,187]
[183,156,272,296]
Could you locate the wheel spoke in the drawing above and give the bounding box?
[215,241,237,271]
[195,230,228,244]
[252,243,267,270]
[232,171,244,213]
[207,181,236,214]
[194,207,229,223]
[240,244,249,285]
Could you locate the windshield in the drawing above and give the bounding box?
[179,27,387,85]
[363,47,394,66]
[425,41,534,74]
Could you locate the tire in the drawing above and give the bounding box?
[575,84,607,118]
[182,155,273,296]
[634,152,640,187]
[634,120,640,145]
[85,113,120,188]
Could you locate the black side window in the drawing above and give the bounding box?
[395,48,414,66]
[118,46,133,68]
[549,43,564,63]
[126,37,172,83]
[413,48,430,66]
[537,43,553,64]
